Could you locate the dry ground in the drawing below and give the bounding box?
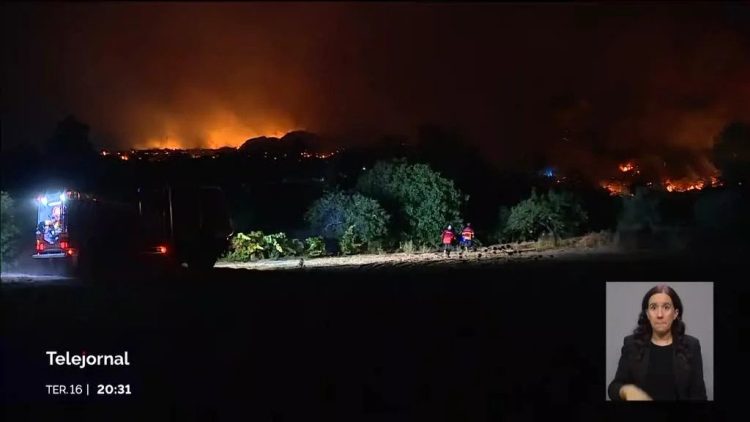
[216,235,621,271]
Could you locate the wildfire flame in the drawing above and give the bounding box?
[619,162,635,173]
[137,127,294,149]
[663,172,722,193]
[132,109,298,150]
[600,180,630,196]
[600,161,722,196]
[664,178,704,192]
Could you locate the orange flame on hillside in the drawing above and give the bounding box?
[132,110,298,149]
[619,162,635,173]
[600,180,631,196]
[664,178,704,192]
[599,160,722,196]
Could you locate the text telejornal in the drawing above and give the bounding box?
[46,351,130,369]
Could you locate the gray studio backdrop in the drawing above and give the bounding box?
[605,281,714,401]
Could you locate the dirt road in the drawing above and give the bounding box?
[216,243,625,271]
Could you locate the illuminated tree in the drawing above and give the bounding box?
[504,189,588,241]
[356,158,463,246]
[305,191,390,248]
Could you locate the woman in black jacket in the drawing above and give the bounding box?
[608,284,707,401]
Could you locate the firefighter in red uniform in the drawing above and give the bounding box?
[460,223,475,252]
[441,225,456,256]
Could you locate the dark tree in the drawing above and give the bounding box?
[713,121,750,184]
[37,115,99,190]
[356,158,463,246]
[504,189,588,242]
[1,191,20,268]
[45,115,96,157]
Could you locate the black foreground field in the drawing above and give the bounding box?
[2,250,747,420]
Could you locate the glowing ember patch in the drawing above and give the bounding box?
[300,151,336,159]
[619,162,635,173]
[599,180,630,196]
[663,178,706,192]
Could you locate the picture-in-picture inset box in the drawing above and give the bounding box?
[605,281,714,401]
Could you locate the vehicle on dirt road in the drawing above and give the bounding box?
[32,185,233,277]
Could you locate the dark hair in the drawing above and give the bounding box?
[632,284,690,366]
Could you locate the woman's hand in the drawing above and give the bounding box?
[619,384,653,401]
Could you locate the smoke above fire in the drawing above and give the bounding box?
[545,22,750,183]
[3,3,749,179]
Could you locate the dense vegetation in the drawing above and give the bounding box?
[1,191,20,269]
[2,117,750,265]
[355,159,463,247]
[501,189,588,242]
[304,191,389,252]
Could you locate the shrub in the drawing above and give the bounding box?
[504,189,588,242]
[339,225,365,255]
[713,121,750,184]
[367,240,386,254]
[223,231,266,262]
[262,232,297,259]
[536,232,557,249]
[291,239,305,256]
[1,191,20,269]
[356,158,463,247]
[495,206,512,243]
[419,244,436,253]
[304,236,326,257]
[399,239,416,254]
[305,191,389,250]
[617,187,660,232]
[222,231,301,261]
[577,231,614,248]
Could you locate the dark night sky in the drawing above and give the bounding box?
[2,2,749,175]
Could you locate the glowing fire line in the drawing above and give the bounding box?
[599,162,722,196]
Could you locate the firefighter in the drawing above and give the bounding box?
[42,220,55,244]
[460,223,475,252]
[51,205,61,221]
[49,209,63,243]
[441,224,456,257]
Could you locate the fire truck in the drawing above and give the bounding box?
[32,185,233,276]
